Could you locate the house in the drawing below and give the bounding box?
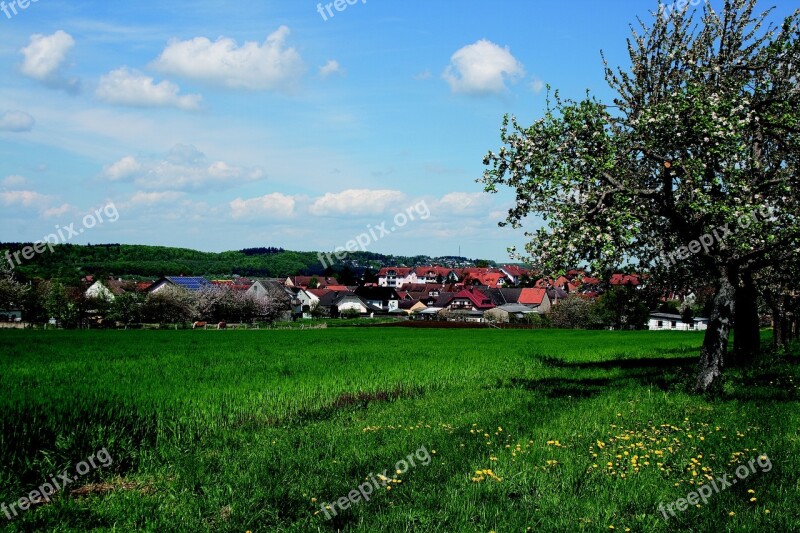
[147,276,212,293]
[461,268,508,288]
[499,265,531,286]
[246,279,294,316]
[648,313,709,331]
[517,288,552,313]
[377,267,416,288]
[85,279,132,301]
[441,288,495,321]
[317,291,383,317]
[413,267,460,284]
[354,286,401,312]
[289,287,317,318]
[485,304,538,323]
[248,279,290,299]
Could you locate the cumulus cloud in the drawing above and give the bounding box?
[102,145,264,191]
[230,193,296,219]
[20,30,80,92]
[435,192,491,215]
[443,39,524,95]
[0,190,51,208]
[96,67,202,110]
[152,26,305,91]
[103,155,142,181]
[319,60,343,78]
[0,111,35,132]
[309,189,406,217]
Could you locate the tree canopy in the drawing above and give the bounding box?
[482,0,800,391]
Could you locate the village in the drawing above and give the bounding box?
[18,264,708,331]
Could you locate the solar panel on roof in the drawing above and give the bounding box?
[166,277,211,291]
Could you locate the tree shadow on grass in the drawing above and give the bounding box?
[510,356,699,399]
[540,355,697,371]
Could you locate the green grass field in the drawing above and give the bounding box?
[0,329,798,532]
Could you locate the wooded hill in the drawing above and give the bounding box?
[0,243,494,284]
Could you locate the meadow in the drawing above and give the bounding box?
[0,328,798,532]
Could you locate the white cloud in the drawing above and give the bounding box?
[42,203,76,218]
[152,26,305,91]
[2,175,28,188]
[102,145,264,191]
[0,111,35,132]
[96,67,202,110]
[435,192,492,215]
[230,193,296,219]
[443,39,525,95]
[0,190,51,208]
[319,60,343,78]
[103,155,142,181]
[309,189,406,217]
[129,191,186,205]
[20,30,79,92]
[414,69,432,81]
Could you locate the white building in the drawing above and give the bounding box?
[648,313,709,331]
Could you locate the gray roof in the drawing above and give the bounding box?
[650,312,709,321]
[489,304,537,314]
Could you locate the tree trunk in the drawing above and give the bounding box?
[731,279,760,366]
[772,304,785,348]
[695,275,736,393]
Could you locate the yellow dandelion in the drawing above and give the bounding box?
[729,511,735,516]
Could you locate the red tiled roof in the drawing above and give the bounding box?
[307,289,331,298]
[287,276,339,288]
[518,288,547,306]
[501,265,530,277]
[610,274,642,286]
[450,288,495,310]
[413,266,453,277]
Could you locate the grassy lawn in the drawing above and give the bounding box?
[0,329,797,532]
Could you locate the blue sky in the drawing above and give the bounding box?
[0,0,794,261]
